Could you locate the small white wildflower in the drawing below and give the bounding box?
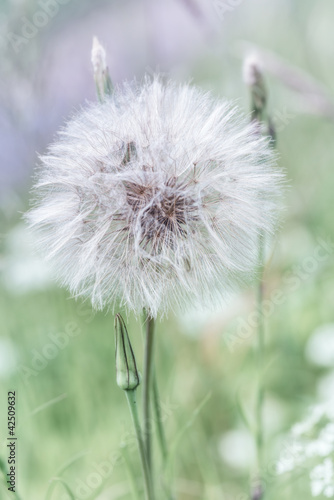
[27,77,283,317]
[276,441,305,474]
[277,402,334,497]
[306,438,334,458]
[322,423,334,444]
[292,405,326,437]
[310,458,334,497]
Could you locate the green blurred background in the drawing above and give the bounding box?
[1,0,334,498]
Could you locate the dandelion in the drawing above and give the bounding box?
[27,77,282,318]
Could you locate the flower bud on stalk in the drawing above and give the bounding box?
[243,53,276,145]
[243,53,267,122]
[91,36,113,102]
[115,314,140,391]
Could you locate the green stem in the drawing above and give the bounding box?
[247,63,268,500]
[142,312,155,470]
[152,374,168,465]
[255,232,265,499]
[121,446,141,500]
[125,390,154,500]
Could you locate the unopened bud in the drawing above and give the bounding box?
[91,36,113,102]
[115,314,140,391]
[243,53,267,120]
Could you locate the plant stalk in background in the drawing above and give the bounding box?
[152,374,168,465]
[142,316,170,496]
[244,53,276,500]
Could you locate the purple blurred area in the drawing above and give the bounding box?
[0,0,214,198]
[0,0,318,199]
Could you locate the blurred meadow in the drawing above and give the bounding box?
[1,0,334,499]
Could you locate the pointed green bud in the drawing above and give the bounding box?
[115,314,140,391]
[91,36,113,103]
[243,53,267,121]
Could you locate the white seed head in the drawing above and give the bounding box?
[27,77,283,318]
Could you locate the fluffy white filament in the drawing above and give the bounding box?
[27,77,283,317]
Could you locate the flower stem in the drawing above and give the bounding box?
[244,56,269,499]
[121,445,141,500]
[152,374,168,464]
[254,232,265,500]
[125,390,155,500]
[142,312,155,470]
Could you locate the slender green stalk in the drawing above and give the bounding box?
[121,443,142,500]
[244,55,271,499]
[255,233,265,498]
[152,374,168,464]
[125,390,155,500]
[142,312,155,469]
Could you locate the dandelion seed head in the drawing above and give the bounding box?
[27,77,283,317]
